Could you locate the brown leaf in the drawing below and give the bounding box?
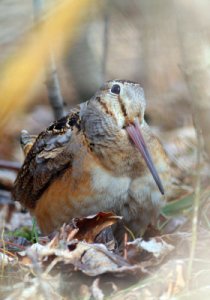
[56,212,122,244]
[73,212,121,243]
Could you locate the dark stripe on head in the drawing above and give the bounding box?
[118,96,127,118]
[98,99,117,123]
[95,96,109,112]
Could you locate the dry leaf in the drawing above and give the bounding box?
[127,236,174,265]
[55,212,121,244]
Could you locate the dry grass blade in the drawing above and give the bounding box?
[0,0,97,136]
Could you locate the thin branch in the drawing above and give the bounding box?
[175,2,204,287]
[187,110,202,286]
[33,0,43,22]
[178,66,202,289]
[45,52,65,120]
[0,160,21,172]
[101,11,109,82]
[33,0,65,120]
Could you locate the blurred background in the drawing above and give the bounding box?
[0,0,210,162]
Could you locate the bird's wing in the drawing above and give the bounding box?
[13,107,81,209]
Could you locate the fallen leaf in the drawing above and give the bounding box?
[54,212,121,244]
[71,212,122,243]
[127,236,174,265]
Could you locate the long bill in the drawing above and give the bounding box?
[126,119,164,195]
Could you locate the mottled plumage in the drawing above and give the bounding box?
[13,80,172,236]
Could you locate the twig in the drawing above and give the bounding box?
[177,66,202,288]
[123,232,128,260]
[101,11,109,82]
[175,3,203,287]
[0,224,6,282]
[187,108,202,287]
[0,160,21,172]
[33,0,43,22]
[33,0,65,120]
[0,240,25,251]
[45,52,65,120]
[178,63,202,287]
[123,225,135,241]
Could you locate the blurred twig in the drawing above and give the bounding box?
[187,111,202,287]
[0,160,21,172]
[45,53,65,120]
[33,0,65,120]
[0,225,6,280]
[175,1,205,287]
[101,11,109,82]
[175,0,210,158]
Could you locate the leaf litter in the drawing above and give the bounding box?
[1,126,210,299]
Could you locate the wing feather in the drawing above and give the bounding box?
[13,109,81,208]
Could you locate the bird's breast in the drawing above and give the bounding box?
[90,164,165,219]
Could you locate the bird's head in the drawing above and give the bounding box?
[96,79,146,128]
[83,79,164,195]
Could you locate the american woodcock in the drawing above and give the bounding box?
[13,80,171,236]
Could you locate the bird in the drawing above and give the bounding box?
[13,79,172,237]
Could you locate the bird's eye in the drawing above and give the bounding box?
[111,84,121,95]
